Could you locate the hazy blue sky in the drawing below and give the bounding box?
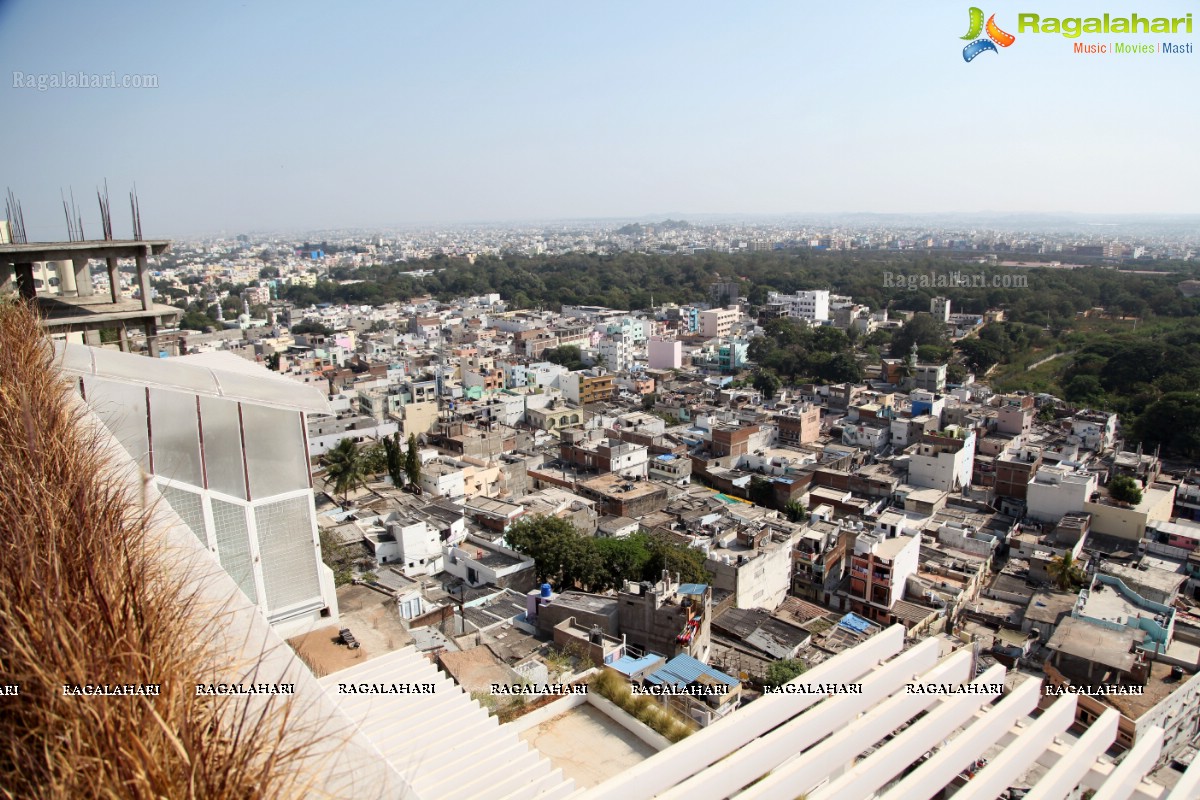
[1,0,1196,236]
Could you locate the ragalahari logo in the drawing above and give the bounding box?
[962,7,1016,61]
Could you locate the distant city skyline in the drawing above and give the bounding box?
[2,0,1197,237]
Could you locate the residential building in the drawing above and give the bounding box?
[560,368,615,406]
[912,362,948,393]
[699,306,739,338]
[1083,481,1177,542]
[906,427,976,494]
[442,535,536,591]
[995,446,1044,500]
[846,531,921,625]
[766,290,830,323]
[706,525,799,612]
[775,403,821,447]
[1026,465,1098,523]
[618,576,712,662]
[647,336,683,370]
[1072,410,1118,452]
[717,340,748,373]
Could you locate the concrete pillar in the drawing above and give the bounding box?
[15,262,37,300]
[136,246,151,311]
[118,324,129,353]
[54,259,78,296]
[106,257,121,303]
[145,317,158,357]
[73,257,94,297]
[0,262,15,294]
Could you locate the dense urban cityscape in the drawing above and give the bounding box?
[4,204,1200,798]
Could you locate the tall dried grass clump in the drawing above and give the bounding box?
[588,668,695,742]
[0,300,320,798]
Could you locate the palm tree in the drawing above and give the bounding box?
[1047,551,1086,591]
[322,438,367,504]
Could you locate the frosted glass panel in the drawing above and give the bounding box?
[254,496,319,611]
[159,484,207,546]
[83,377,149,471]
[199,397,246,500]
[241,404,309,498]
[148,389,203,487]
[212,498,257,604]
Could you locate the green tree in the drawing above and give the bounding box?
[543,345,585,370]
[592,535,654,591]
[643,531,710,585]
[319,528,355,586]
[1134,392,1200,460]
[361,440,388,475]
[1108,475,1143,506]
[890,313,948,358]
[753,369,782,400]
[1046,552,1086,592]
[505,515,593,589]
[748,476,775,508]
[1064,375,1105,405]
[291,321,333,336]
[322,438,367,504]
[783,500,807,523]
[404,433,422,491]
[382,431,406,488]
[764,658,806,688]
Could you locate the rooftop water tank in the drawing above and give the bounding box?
[540,583,552,598]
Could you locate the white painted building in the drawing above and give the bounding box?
[647,335,682,370]
[1071,410,1119,452]
[767,289,830,323]
[906,428,976,494]
[386,517,444,577]
[442,535,535,589]
[595,333,633,372]
[841,420,891,452]
[1026,465,1099,523]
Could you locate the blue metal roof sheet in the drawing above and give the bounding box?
[645,654,739,688]
[609,654,662,675]
[678,583,708,596]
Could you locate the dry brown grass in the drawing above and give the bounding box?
[0,300,323,799]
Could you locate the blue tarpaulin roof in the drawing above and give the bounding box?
[838,612,872,635]
[678,583,708,596]
[645,654,739,688]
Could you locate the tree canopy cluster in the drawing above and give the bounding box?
[503,515,710,592]
[1054,319,1200,458]
[748,318,861,385]
[273,250,1199,328]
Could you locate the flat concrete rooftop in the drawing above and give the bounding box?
[517,704,655,788]
[0,239,171,261]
